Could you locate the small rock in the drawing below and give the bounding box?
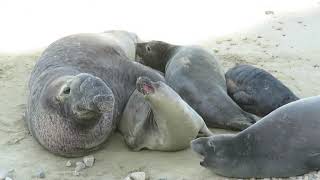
[282,34,286,37]
[35,168,45,179]
[124,172,146,180]
[226,38,232,41]
[276,27,283,31]
[230,43,237,46]
[257,36,263,38]
[212,49,219,53]
[73,170,80,176]
[278,21,284,24]
[297,21,303,24]
[265,10,274,15]
[83,155,95,167]
[65,160,72,167]
[75,161,86,172]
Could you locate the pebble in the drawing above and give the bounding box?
[265,10,274,15]
[124,172,146,180]
[35,168,45,178]
[83,155,95,167]
[213,49,219,53]
[276,27,283,31]
[75,161,86,172]
[73,170,80,176]
[65,160,72,167]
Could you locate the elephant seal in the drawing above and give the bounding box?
[226,64,299,116]
[191,96,320,178]
[103,30,141,60]
[135,41,256,130]
[27,33,164,157]
[119,77,213,151]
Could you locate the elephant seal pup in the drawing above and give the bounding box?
[136,41,256,130]
[27,33,163,157]
[119,77,212,151]
[226,64,299,116]
[191,96,320,178]
[103,30,141,60]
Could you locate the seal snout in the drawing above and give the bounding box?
[136,77,155,95]
[93,94,115,113]
[191,137,209,166]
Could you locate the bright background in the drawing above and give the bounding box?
[0,0,318,52]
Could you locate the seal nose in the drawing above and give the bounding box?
[191,138,207,157]
[93,94,114,112]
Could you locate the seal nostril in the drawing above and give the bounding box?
[63,87,71,95]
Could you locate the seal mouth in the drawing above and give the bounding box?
[136,77,155,95]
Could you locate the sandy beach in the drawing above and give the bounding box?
[1,4,320,180]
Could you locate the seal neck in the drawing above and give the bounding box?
[164,45,180,72]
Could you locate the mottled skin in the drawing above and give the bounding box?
[191,96,320,178]
[119,77,212,151]
[27,33,163,157]
[136,41,256,130]
[226,64,299,117]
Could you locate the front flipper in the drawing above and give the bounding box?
[232,91,255,105]
[227,120,253,130]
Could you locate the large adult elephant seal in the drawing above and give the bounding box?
[226,64,299,116]
[191,96,320,178]
[103,30,141,60]
[119,77,212,151]
[26,33,163,157]
[135,41,256,130]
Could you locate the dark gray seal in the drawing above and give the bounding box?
[26,33,163,157]
[191,96,320,178]
[119,77,212,151]
[226,64,299,116]
[136,41,256,130]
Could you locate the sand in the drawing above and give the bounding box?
[1,9,320,180]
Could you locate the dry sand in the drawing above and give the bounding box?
[1,9,320,180]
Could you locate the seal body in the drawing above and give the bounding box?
[119,77,212,151]
[27,33,163,157]
[136,41,256,130]
[103,30,141,60]
[226,64,299,116]
[191,96,320,178]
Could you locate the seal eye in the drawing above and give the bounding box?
[146,45,151,52]
[63,87,71,95]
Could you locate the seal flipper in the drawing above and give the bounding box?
[227,120,253,130]
[306,152,320,170]
[232,91,255,105]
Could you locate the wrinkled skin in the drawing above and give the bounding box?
[192,96,320,178]
[226,64,299,117]
[136,41,257,130]
[27,33,163,157]
[119,77,212,151]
